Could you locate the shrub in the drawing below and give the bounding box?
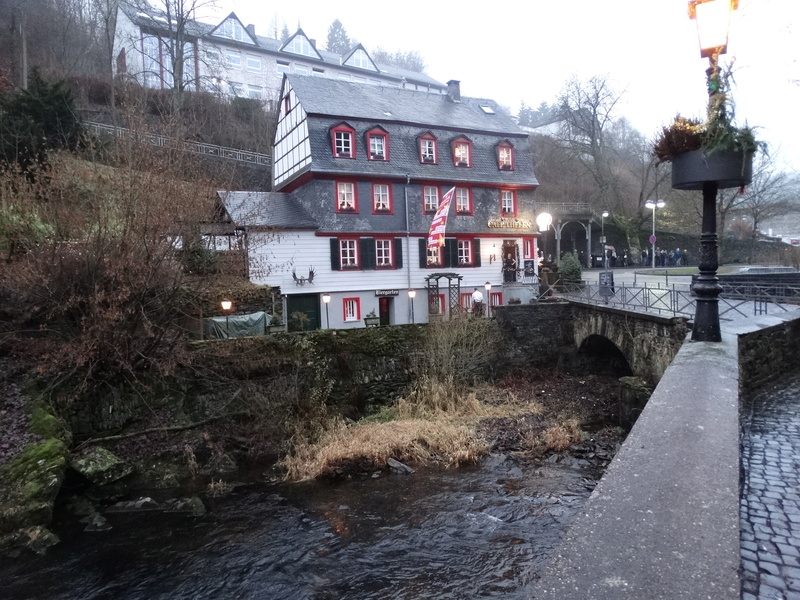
[561,251,583,282]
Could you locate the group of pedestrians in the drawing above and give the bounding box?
[646,247,690,267]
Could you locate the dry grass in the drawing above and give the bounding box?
[523,419,583,453]
[396,374,486,419]
[280,419,487,481]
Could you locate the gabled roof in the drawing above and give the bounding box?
[207,12,257,45]
[218,191,317,229]
[279,28,323,60]
[341,44,379,72]
[285,75,523,137]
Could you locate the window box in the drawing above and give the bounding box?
[422,156,435,164]
[371,152,384,159]
[337,152,351,158]
[364,315,380,327]
[500,164,513,171]
[456,161,468,167]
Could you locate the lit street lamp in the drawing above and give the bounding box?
[408,289,416,324]
[645,200,665,269]
[536,212,553,263]
[322,292,331,329]
[688,0,738,342]
[601,210,609,269]
[484,281,492,318]
[220,299,232,337]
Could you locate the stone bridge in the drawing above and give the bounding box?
[494,300,689,385]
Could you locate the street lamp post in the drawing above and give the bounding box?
[408,289,416,324]
[484,281,492,318]
[600,210,609,269]
[536,212,553,264]
[322,293,331,329]
[220,300,232,338]
[644,200,665,269]
[688,0,738,342]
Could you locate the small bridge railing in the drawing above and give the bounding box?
[551,281,800,321]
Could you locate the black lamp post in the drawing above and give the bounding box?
[688,0,738,342]
[220,300,232,337]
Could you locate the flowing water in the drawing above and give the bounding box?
[2,456,601,599]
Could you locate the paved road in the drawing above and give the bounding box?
[741,372,800,600]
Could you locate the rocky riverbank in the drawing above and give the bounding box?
[0,362,628,558]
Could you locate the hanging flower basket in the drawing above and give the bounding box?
[671,149,753,191]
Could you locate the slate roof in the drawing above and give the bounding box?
[218,191,317,229]
[287,75,522,136]
[283,76,538,189]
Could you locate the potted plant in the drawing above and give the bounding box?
[363,309,380,327]
[653,69,761,191]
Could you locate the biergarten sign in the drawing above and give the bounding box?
[487,217,533,229]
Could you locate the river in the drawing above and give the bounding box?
[2,455,601,599]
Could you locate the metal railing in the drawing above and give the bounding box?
[84,122,272,166]
[547,280,800,321]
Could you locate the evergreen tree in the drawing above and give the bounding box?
[0,70,83,175]
[280,24,290,44]
[326,19,351,54]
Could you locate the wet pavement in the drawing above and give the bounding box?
[741,371,800,600]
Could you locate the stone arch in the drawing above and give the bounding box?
[575,333,633,377]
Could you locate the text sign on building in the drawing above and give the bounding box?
[487,218,533,229]
[375,289,400,297]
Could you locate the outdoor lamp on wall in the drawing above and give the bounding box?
[689,0,737,58]
[322,292,331,329]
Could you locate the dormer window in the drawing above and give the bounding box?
[283,33,320,58]
[367,128,389,161]
[419,133,437,164]
[331,124,356,158]
[217,18,249,43]
[452,137,472,167]
[498,143,515,170]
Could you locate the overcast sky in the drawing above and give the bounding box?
[205,0,800,172]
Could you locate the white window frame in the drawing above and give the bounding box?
[373,184,390,212]
[276,60,290,75]
[375,239,393,267]
[335,131,352,157]
[457,240,472,265]
[369,134,386,159]
[245,55,261,72]
[343,297,360,321]
[454,142,470,166]
[424,186,439,212]
[499,145,513,168]
[455,188,471,214]
[226,50,242,70]
[501,190,516,215]
[420,138,436,163]
[337,182,355,210]
[340,239,358,267]
[294,64,309,75]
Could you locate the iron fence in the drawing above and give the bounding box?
[547,280,800,321]
[85,122,272,166]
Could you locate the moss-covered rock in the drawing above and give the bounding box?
[70,447,133,486]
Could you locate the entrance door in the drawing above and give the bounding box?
[286,294,321,332]
[379,297,392,326]
[502,241,518,282]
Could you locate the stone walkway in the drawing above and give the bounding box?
[741,371,800,600]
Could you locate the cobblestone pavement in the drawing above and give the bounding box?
[741,371,800,600]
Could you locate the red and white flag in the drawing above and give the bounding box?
[426,186,455,250]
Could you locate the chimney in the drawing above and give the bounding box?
[447,80,461,103]
[246,24,255,37]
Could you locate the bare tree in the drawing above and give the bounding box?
[128,0,217,116]
[554,75,663,252]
